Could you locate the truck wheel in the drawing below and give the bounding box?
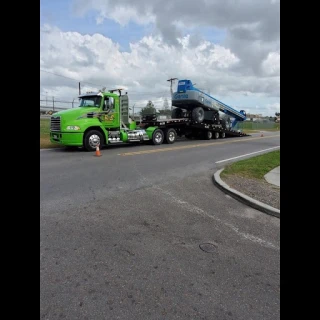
[164,128,177,144]
[152,129,164,145]
[171,108,183,119]
[204,130,213,140]
[220,132,226,138]
[214,131,219,139]
[192,107,205,123]
[84,130,104,151]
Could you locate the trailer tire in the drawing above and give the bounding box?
[220,132,226,138]
[164,128,177,144]
[192,107,205,123]
[204,130,213,140]
[152,129,164,145]
[171,108,183,119]
[214,131,220,139]
[84,129,104,151]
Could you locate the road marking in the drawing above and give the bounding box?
[118,134,280,156]
[153,185,279,250]
[40,148,65,152]
[215,146,280,163]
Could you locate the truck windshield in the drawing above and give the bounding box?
[79,96,102,107]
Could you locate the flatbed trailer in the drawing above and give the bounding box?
[139,114,249,145]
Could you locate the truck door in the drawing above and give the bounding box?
[101,96,118,128]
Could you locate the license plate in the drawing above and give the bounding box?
[53,135,58,139]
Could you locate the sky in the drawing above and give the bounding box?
[40,0,280,116]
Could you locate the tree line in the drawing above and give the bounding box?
[138,98,171,116]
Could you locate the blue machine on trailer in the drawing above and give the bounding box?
[171,79,247,129]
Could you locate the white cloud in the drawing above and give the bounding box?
[40,24,279,115]
[261,51,280,76]
[266,102,280,113]
[72,0,280,72]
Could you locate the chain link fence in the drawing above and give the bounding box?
[236,121,280,131]
[40,98,78,115]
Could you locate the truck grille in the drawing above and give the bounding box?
[50,116,61,132]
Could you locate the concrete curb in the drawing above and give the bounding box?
[212,168,280,218]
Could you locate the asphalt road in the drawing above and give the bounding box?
[40,132,280,320]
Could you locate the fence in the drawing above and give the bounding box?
[236,121,280,131]
[40,98,76,114]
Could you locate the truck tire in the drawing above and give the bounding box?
[220,132,226,138]
[152,129,164,145]
[213,131,219,139]
[84,129,104,151]
[171,108,183,119]
[164,128,177,144]
[204,130,213,140]
[192,107,205,123]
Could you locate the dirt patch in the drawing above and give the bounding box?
[222,175,280,210]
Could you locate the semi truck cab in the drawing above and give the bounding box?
[50,90,151,151]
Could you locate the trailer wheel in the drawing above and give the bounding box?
[191,107,205,123]
[152,129,164,145]
[84,129,104,151]
[164,128,177,144]
[171,108,183,119]
[204,130,213,140]
[214,131,220,139]
[220,132,226,138]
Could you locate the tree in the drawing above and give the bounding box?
[163,98,170,110]
[275,112,280,117]
[158,108,171,117]
[140,100,156,115]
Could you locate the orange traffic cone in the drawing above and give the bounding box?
[95,145,101,157]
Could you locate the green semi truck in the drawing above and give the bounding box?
[50,88,248,151]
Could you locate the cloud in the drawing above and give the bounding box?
[71,0,280,74]
[266,102,280,113]
[40,22,279,115]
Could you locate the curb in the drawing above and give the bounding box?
[212,168,280,218]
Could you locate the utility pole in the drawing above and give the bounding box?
[167,77,178,111]
[79,82,81,95]
[132,104,135,118]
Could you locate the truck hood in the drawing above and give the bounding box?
[51,107,100,119]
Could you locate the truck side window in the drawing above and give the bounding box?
[109,97,114,109]
[103,98,109,111]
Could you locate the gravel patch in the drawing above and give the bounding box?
[221,175,280,210]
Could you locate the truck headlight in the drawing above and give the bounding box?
[67,126,81,130]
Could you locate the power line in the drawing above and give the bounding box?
[40,69,103,87]
[40,69,175,95]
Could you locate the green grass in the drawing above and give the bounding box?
[221,150,280,180]
[237,122,280,133]
[40,118,61,148]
